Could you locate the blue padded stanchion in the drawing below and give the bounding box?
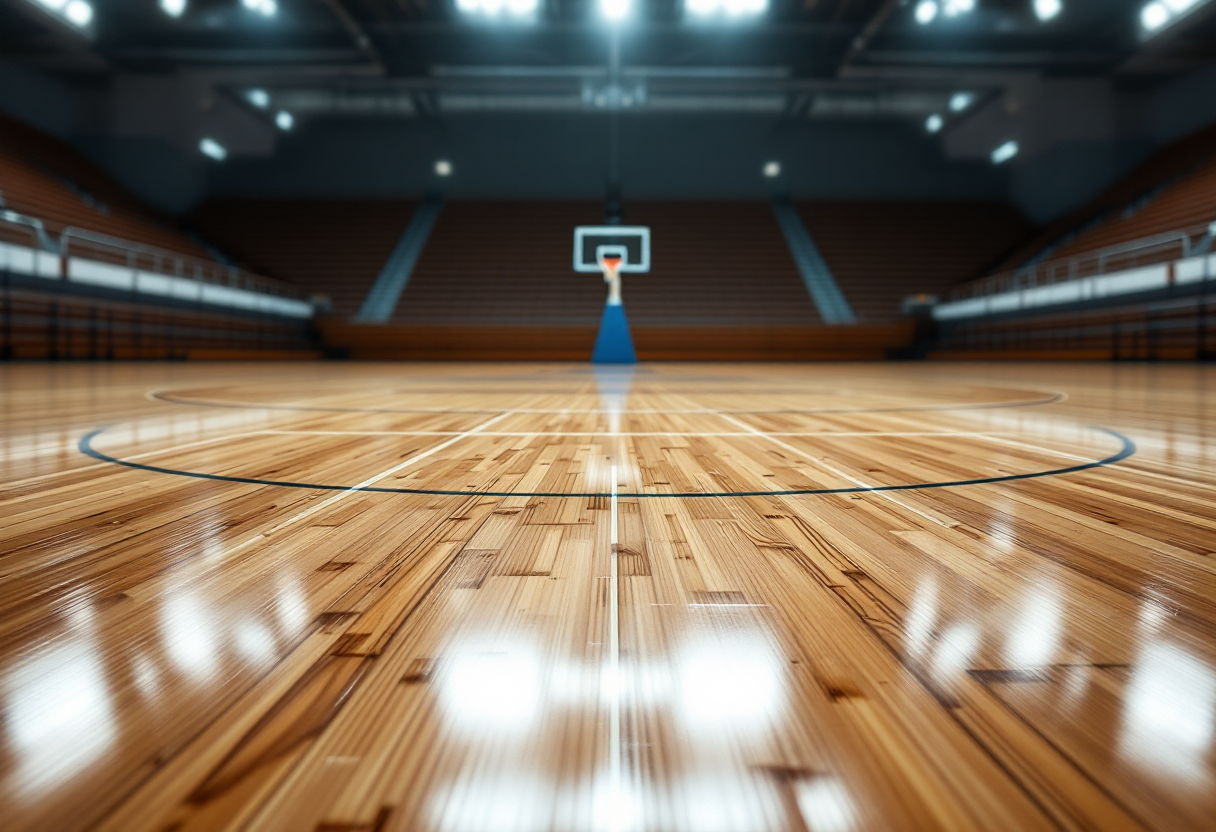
[592,303,637,364]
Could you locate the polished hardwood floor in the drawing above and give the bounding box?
[1,361,1214,832]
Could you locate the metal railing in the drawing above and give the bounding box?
[60,227,304,300]
[0,210,305,302]
[0,209,53,251]
[949,221,1216,302]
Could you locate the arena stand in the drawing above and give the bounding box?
[322,200,913,360]
[0,118,318,360]
[189,199,419,320]
[797,200,1035,322]
[929,131,1216,361]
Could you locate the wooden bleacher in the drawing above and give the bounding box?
[393,200,820,325]
[930,132,1216,361]
[998,120,1216,271]
[189,199,418,320]
[1047,153,1216,260]
[0,281,317,360]
[318,200,912,359]
[600,202,821,325]
[392,201,605,325]
[931,295,1216,361]
[797,200,1034,322]
[0,115,209,258]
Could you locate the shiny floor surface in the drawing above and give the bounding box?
[2,361,1215,832]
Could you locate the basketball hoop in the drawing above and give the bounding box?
[573,226,650,309]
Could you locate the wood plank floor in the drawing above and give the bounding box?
[1,361,1214,832]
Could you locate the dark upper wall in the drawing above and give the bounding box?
[4,58,1216,228]
[203,114,1008,203]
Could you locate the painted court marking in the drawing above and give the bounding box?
[78,422,1136,499]
[78,385,1133,499]
[149,389,1067,416]
[608,463,623,831]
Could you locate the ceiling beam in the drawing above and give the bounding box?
[835,0,901,77]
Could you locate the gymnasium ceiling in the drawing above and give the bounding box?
[4,0,1216,123]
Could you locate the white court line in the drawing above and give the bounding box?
[977,432,1110,463]
[717,412,955,529]
[608,462,623,832]
[116,431,270,462]
[173,411,514,574]
[261,410,515,532]
[0,431,272,492]
[151,403,1058,415]
[261,430,1037,438]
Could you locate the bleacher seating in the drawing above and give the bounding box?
[0,282,317,360]
[189,199,417,319]
[931,295,1216,361]
[392,201,605,324]
[929,129,1216,361]
[0,115,209,258]
[393,201,821,326]
[998,120,1216,270]
[797,201,1034,322]
[1047,153,1216,261]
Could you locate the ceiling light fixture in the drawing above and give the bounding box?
[1141,0,1209,35]
[435,160,453,176]
[456,0,539,17]
[246,88,270,109]
[64,0,92,25]
[160,0,186,17]
[1034,0,1062,21]
[915,0,939,24]
[26,0,94,31]
[762,161,780,178]
[275,111,294,131]
[687,0,768,18]
[926,114,944,133]
[942,0,975,17]
[601,0,631,21]
[991,140,1019,165]
[200,138,228,161]
[242,0,277,17]
[949,91,975,112]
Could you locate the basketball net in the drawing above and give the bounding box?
[600,254,624,306]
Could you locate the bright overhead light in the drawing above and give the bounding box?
[992,140,1019,164]
[435,159,453,176]
[926,114,944,133]
[159,0,186,17]
[915,0,939,24]
[1034,0,1062,21]
[942,0,975,17]
[457,0,538,16]
[200,138,228,161]
[687,0,767,17]
[242,0,277,16]
[63,0,91,25]
[30,0,93,29]
[1141,1,1169,29]
[275,111,294,131]
[950,91,975,112]
[1141,0,1208,33]
[246,88,270,109]
[601,0,631,21]
[762,161,780,178]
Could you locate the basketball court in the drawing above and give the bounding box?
[3,360,1214,831]
[5,0,1216,829]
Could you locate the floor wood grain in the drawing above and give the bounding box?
[1,361,1213,831]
